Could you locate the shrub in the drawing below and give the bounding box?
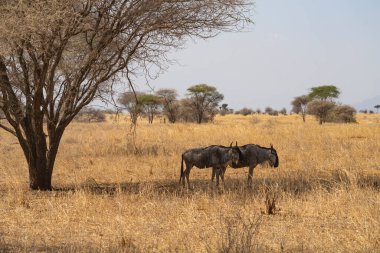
[74,107,106,122]
[216,214,263,253]
[236,107,254,116]
[279,108,287,115]
[307,100,335,124]
[329,105,357,123]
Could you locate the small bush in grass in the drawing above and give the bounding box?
[329,105,357,123]
[216,214,263,253]
[236,107,254,116]
[74,107,106,122]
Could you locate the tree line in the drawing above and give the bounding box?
[118,84,224,124]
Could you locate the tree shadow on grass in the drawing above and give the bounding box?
[53,172,380,197]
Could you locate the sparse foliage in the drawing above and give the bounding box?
[236,107,253,116]
[217,214,263,253]
[74,107,106,123]
[330,105,356,123]
[291,95,310,122]
[156,89,179,123]
[118,91,144,125]
[307,100,336,124]
[177,98,197,122]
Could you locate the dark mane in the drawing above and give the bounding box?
[241,144,273,151]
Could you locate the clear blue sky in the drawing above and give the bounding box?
[137,0,380,110]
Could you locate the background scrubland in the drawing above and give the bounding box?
[0,114,379,252]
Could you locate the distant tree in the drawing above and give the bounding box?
[308,85,340,101]
[139,94,162,124]
[359,109,368,114]
[279,108,287,115]
[264,107,278,116]
[264,107,273,115]
[271,110,279,116]
[219,104,229,116]
[177,98,197,122]
[291,95,310,122]
[256,108,262,114]
[307,100,335,125]
[156,89,179,123]
[186,84,224,123]
[375,105,380,113]
[331,105,356,123]
[74,107,106,123]
[236,107,253,116]
[118,91,143,125]
[369,110,375,114]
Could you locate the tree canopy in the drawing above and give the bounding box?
[308,85,340,101]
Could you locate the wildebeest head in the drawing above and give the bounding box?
[268,144,279,168]
[229,142,242,165]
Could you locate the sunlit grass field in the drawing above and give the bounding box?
[0,113,379,252]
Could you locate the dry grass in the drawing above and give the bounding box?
[0,114,379,252]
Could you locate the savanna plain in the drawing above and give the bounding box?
[0,114,379,252]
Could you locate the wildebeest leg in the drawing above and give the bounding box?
[183,162,192,188]
[221,167,227,183]
[211,167,216,182]
[214,167,221,187]
[247,165,255,187]
[184,166,192,189]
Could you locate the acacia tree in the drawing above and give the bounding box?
[156,88,179,123]
[291,95,310,122]
[139,94,161,124]
[186,84,224,124]
[309,85,340,101]
[375,105,380,113]
[0,0,252,190]
[307,100,335,125]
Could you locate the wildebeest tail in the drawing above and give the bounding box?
[179,155,184,183]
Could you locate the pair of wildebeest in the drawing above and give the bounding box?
[179,143,279,188]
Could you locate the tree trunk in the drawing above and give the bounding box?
[20,124,64,190]
[28,160,53,190]
[197,111,203,124]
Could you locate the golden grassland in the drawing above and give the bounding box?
[0,113,379,252]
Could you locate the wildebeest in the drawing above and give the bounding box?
[212,144,279,186]
[180,144,242,188]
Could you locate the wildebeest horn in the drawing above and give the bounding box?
[230,142,233,147]
[270,143,274,149]
[235,141,238,147]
